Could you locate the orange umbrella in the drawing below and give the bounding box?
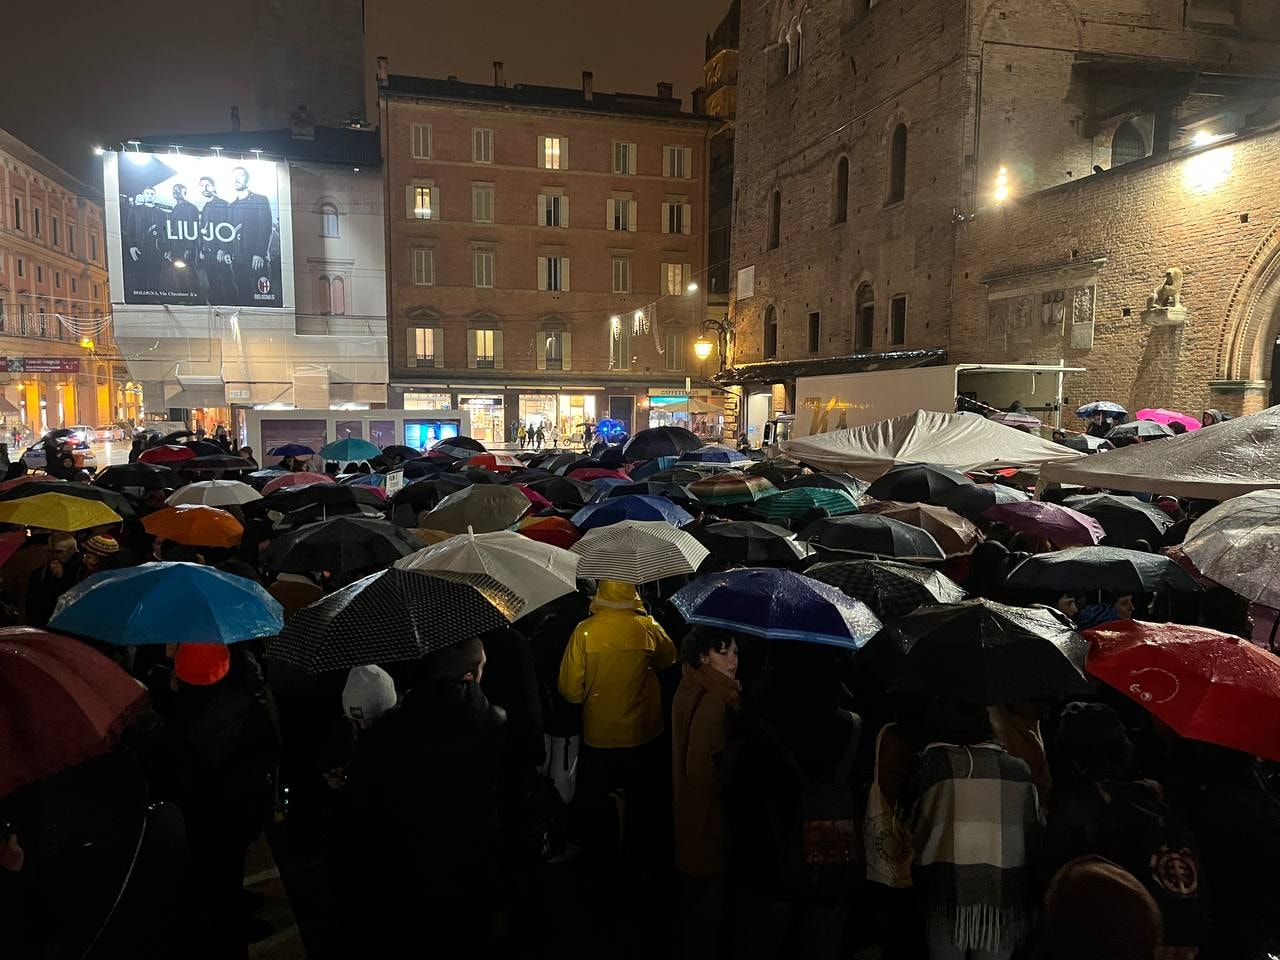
[875,502,985,557]
[518,515,581,549]
[262,472,337,496]
[143,504,244,548]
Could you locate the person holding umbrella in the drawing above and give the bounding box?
[23,532,81,627]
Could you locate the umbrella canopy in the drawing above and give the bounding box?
[798,514,945,560]
[646,467,705,485]
[693,520,815,565]
[672,568,882,650]
[874,502,984,556]
[0,491,121,532]
[807,559,966,620]
[380,444,422,462]
[139,444,196,465]
[49,562,283,645]
[1076,401,1127,418]
[0,475,63,493]
[0,627,150,797]
[786,472,869,497]
[1181,490,1280,607]
[518,515,582,549]
[677,444,753,467]
[246,468,290,486]
[1084,620,1280,762]
[540,452,585,474]
[1005,546,1202,594]
[466,452,524,472]
[0,481,136,519]
[426,483,530,534]
[568,467,632,482]
[986,411,1043,431]
[867,599,1089,704]
[512,484,554,510]
[182,454,253,472]
[166,479,262,508]
[273,502,385,532]
[933,482,1030,517]
[572,520,708,584]
[622,425,703,462]
[1064,493,1174,543]
[1107,420,1174,442]
[605,480,694,501]
[319,437,382,461]
[628,456,680,481]
[263,516,418,573]
[342,473,387,490]
[435,437,487,459]
[1055,434,1114,454]
[262,472,337,496]
[983,500,1105,547]
[266,481,385,514]
[524,475,596,507]
[268,443,317,457]
[396,529,578,616]
[95,463,177,491]
[866,461,974,504]
[0,531,27,568]
[405,527,458,547]
[1136,408,1200,432]
[686,473,779,505]
[142,504,244,547]
[744,458,806,486]
[748,486,861,521]
[268,569,521,673]
[571,494,694,532]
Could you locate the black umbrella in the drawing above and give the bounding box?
[646,468,705,485]
[1106,420,1174,441]
[1063,494,1174,543]
[606,481,694,501]
[866,462,974,504]
[1005,546,1201,594]
[262,516,418,574]
[556,458,601,476]
[263,483,385,514]
[1057,434,1114,454]
[388,476,472,526]
[539,453,582,473]
[506,468,555,485]
[525,476,595,507]
[159,430,195,444]
[185,440,230,457]
[0,481,136,518]
[865,599,1090,704]
[95,463,176,491]
[380,445,422,462]
[933,482,1029,517]
[798,514,945,560]
[622,426,703,462]
[268,569,523,673]
[181,455,253,472]
[272,501,385,532]
[786,473,869,498]
[807,559,966,619]
[437,436,487,455]
[402,458,443,480]
[743,458,806,486]
[692,520,814,565]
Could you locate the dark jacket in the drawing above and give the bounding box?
[24,554,83,627]
[231,192,272,262]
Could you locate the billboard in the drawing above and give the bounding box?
[104,151,293,308]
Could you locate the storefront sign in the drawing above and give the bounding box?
[649,388,691,397]
[0,357,82,374]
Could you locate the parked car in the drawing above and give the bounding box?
[23,440,97,470]
[95,424,126,442]
[67,424,96,444]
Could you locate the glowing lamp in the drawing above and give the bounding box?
[693,337,714,361]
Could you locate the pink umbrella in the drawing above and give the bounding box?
[512,484,554,510]
[567,467,631,481]
[262,471,338,496]
[1137,408,1200,432]
[983,500,1105,547]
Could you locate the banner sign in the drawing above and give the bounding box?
[0,358,82,373]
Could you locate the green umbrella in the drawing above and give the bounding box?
[749,486,860,520]
[686,473,780,505]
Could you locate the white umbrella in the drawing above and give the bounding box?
[395,528,578,617]
[1183,490,1280,607]
[571,519,709,584]
[166,480,263,508]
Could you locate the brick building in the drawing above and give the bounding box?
[727,0,1280,435]
[0,128,124,436]
[379,63,716,445]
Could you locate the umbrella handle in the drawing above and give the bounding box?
[1268,611,1279,654]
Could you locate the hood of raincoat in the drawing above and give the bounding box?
[590,578,647,613]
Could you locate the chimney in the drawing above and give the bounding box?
[376,55,389,87]
[692,86,707,114]
[582,71,594,101]
[230,105,240,132]
[657,82,674,99]
[290,104,316,141]
[493,61,505,87]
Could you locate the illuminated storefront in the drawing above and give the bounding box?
[459,394,504,445]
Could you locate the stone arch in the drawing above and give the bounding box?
[1219,223,1280,390]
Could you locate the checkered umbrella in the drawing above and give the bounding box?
[749,486,860,521]
[572,520,709,584]
[807,559,966,620]
[268,568,523,674]
[686,473,780,505]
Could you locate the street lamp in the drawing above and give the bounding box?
[693,337,714,362]
[698,317,732,374]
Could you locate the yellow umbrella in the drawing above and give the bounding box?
[0,492,122,532]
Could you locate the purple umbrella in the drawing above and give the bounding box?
[987,412,1043,432]
[983,500,1105,547]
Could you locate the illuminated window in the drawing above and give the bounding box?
[411,185,436,220]
[415,328,436,365]
[663,262,689,296]
[540,136,564,170]
[473,329,495,367]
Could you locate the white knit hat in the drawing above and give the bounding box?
[342,664,397,724]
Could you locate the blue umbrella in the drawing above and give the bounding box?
[320,437,382,461]
[628,456,680,481]
[1075,401,1127,419]
[671,568,882,650]
[343,472,387,488]
[571,494,694,531]
[269,443,317,457]
[677,444,752,465]
[587,477,632,501]
[49,562,284,646]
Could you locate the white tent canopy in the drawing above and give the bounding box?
[776,409,1081,480]
[1040,405,1280,500]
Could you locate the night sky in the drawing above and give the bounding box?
[2,0,731,188]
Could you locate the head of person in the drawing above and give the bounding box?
[421,636,485,683]
[238,446,253,460]
[1055,593,1080,619]
[1038,856,1161,960]
[1055,701,1134,774]
[141,187,156,206]
[232,166,249,192]
[1168,421,1187,435]
[342,664,397,728]
[81,534,119,573]
[50,532,78,564]
[680,627,739,680]
[172,184,187,203]
[199,176,216,199]
[921,698,994,746]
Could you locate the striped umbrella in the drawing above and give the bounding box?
[749,486,860,520]
[572,519,709,584]
[687,473,779,505]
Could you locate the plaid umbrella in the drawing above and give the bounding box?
[0,492,122,532]
[983,500,1104,547]
[807,559,966,619]
[749,486,860,521]
[687,473,779,505]
[167,480,263,508]
[268,569,522,673]
[799,514,945,560]
[262,472,337,496]
[866,462,974,504]
[518,515,582,549]
[572,494,693,531]
[933,482,1029,517]
[874,503,984,557]
[1063,494,1174,543]
[572,519,708,584]
[426,484,530,534]
[1005,546,1202,594]
[143,504,244,548]
[262,516,419,573]
[693,520,815,565]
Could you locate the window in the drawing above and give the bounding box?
[316,276,331,314]
[319,203,339,237]
[780,15,803,74]
[0,302,4,332]
[54,272,61,290]
[664,329,686,371]
[613,141,636,175]
[855,283,875,350]
[890,295,907,345]
[472,184,494,223]
[70,278,77,294]
[68,227,75,254]
[473,250,495,288]
[32,207,41,238]
[407,183,438,220]
[768,190,781,249]
[539,136,566,169]
[15,259,23,279]
[93,283,99,299]
[12,198,21,232]
[662,199,691,235]
[887,123,908,204]
[473,329,496,368]
[539,193,567,228]
[612,257,632,293]
[664,145,691,178]
[90,234,97,261]
[539,256,569,292]
[473,128,493,163]
[763,305,778,359]
[51,217,60,247]
[833,157,849,224]
[331,276,346,316]
[414,327,437,366]
[663,262,691,296]
[36,265,43,284]
[808,312,820,352]
[1111,121,1147,167]
[610,321,632,370]
[609,196,635,232]
[413,248,435,285]
[543,330,565,370]
[411,123,431,159]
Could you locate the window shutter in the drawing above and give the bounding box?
[682,203,692,235]
[663,148,671,178]
[467,331,478,368]
[404,185,416,219]
[628,148,637,176]
[433,327,444,366]
[628,200,638,232]
[684,263,692,289]
[537,194,546,226]
[536,331,547,370]
[537,135,546,168]
[493,330,504,369]
[683,147,692,178]
[561,258,570,292]
[537,256,548,291]
[561,331,572,370]
[561,195,569,228]
[606,198,614,231]
[661,202,671,234]
[560,137,569,169]
[406,329,419,368]
[426,126,433,158]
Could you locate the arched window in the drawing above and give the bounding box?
[1111,121,1147,167]
[319,203,339,238]
[768,189,781,250]
[777,13,803,75]
[763,304,779,359]
[833,156,850,224]
[887,123,908,204]
[330,276,346,316]
[855,282,875,351]
[317,275,331,314]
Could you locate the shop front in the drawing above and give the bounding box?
[646,388,728,439]
[458,394,504,446]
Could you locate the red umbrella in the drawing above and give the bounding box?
[1084,620,1280,762]
[567,467,631,482]
[262,471,337,496]
[512,484,554,510]
[0,475,62,493]
[518,515,581,549]
[0,627,149,796]
[467,453,523,472]
[0,530,28,567]
[139,444,196,465]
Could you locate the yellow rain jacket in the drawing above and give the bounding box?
[558,580,678,748]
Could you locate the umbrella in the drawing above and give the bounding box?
[435,437,487,459]
[541,453,585,473]
[467,452,524,472]
[139,444,196,465]
[268,569,521,673]
[265,482,385,514]
[865,462,974,504]
[273,502,385,531]
[677,444,752,466]
[426,484,530,534]
[646,468,705,485]
[320,437,382,461]
[1181,490,1280,607]
[571,494,694,532]
[376,444,421,463]
[1084,620,1280,762]
[622,426,703,462]
[262,472,337,496]
[1106,420,1174,442]
[807,559,966,619]
[518,515,582,549]
[982,501,1105,547]
[246,468,290,485]
[1004,546,1202,594]
[0,492,121,532]
[1076,401,1127,418]
[874,503,984,556]
[692,520,815,565]
[798,514,945,560]
[1136,408,1201,432]
[628,457,680,481]
[744,458,806,485]
[933,482,1030,517]
[268,443,317,457]
[987,411,1043,431]
[49,562,283,645]
[167,479,263,508]
[0,531,27,567]
[1064,494,1174,543]
[143,504,244,547]
[182,454,253,472]
[512,484,554,510]
[671,568,882,650]
[572,520,709,584]
[605,481,694,501]
[396,529,578,616]
[263,516,418,573]
[568,467,632,482]
[748,486,861,521]
[0,627,150,797]
[406,527,458,547]
[0,481,136,519]
[95,463,176,491]
[342,473,387,490]
[686,474,779,505]
[866,599,1089,703]
[525,476,596,507]
[1056,434,1114,454]
[589,478,632,498]
[0,475,62,493]
[786,473,869,498]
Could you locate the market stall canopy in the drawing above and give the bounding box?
[1039,405,1280,499]
[776,409,1080,480]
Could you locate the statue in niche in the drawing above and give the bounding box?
[1147,268,1184,310]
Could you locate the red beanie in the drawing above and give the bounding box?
[173,643,231,686]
